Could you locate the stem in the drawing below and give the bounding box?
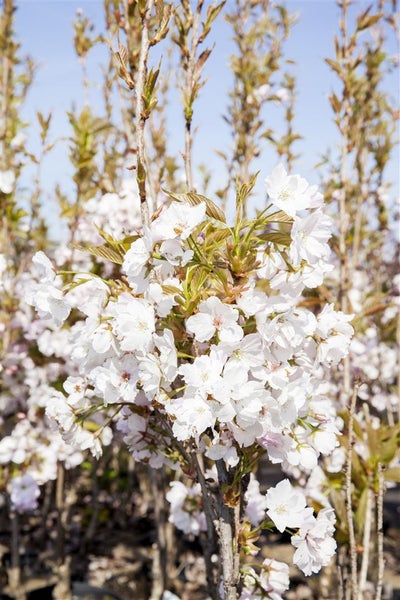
[346,384,359,599]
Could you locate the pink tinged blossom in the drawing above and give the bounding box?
[10,474,40,512]
[291,507,337,575]
[151,201,206,242]
[111,293,155,352]
[186,296,243,343]
[257,431,287,464]
[265,479,310,533]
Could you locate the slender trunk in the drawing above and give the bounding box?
[193,453,219,599]
[216,461,241,600]
[149,469,168,600]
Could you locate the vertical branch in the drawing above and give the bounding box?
[346,384,359,600]
[173,0,225,191]
[182,0,202,191]
[338,0,351,406]
[375,463,385,600]
[357,487,372,599]
[0,0,13,169]
[222,0,297,216]
[134,0,154,227]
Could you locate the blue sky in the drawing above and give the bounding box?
[13,0,399,228]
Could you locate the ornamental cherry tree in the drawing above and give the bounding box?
[28,162,353,599]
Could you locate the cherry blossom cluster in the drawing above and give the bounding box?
[0,249,86,512]
[26,164,353,582]
[0,177,146,513]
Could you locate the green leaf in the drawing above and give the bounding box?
[258,231,291,246]
[265,210,293,224]
[325,58,342,76]
[161,284,182,297]
[163,190,226,223]
[357,12,382,31]
[74,243,124,265]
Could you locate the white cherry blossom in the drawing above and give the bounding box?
[186,296,243,343]
[265,479,310,533]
